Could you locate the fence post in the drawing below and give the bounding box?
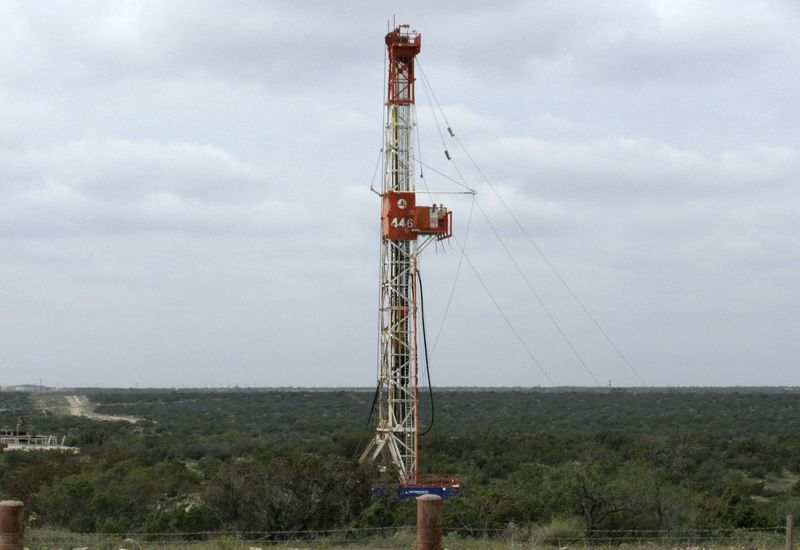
[417,494,443,550]
[0,501,24,550]
[788,513,795,550]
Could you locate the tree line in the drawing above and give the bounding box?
[0,388,798,538]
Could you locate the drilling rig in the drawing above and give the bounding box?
[359,24,460,499]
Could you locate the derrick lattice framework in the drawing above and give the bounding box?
[360,26,424,479]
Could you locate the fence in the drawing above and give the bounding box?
[19,525,797,550]
[4,499,797,550]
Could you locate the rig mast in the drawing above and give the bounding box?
[360,25,452,484]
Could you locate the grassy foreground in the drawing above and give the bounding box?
[25,527,789,549]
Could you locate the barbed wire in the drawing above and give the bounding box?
[25,523,788,539]
[68,525,411,537]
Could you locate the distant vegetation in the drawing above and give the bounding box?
[1,387,799,540]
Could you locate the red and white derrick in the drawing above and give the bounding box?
[359,26,457,496]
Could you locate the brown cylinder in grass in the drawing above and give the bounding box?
[417,493,443,550]
[0,501,23,550]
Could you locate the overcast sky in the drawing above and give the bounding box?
[1,1,798,388]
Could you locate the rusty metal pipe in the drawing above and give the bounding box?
[0,501,23,550]
[417,494,443,550]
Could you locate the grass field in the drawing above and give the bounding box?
[25,529,791,550]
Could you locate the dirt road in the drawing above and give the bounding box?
[65,395,139,424]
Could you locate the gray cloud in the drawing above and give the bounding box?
[1,1,798,387]
[0,138,299,238]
